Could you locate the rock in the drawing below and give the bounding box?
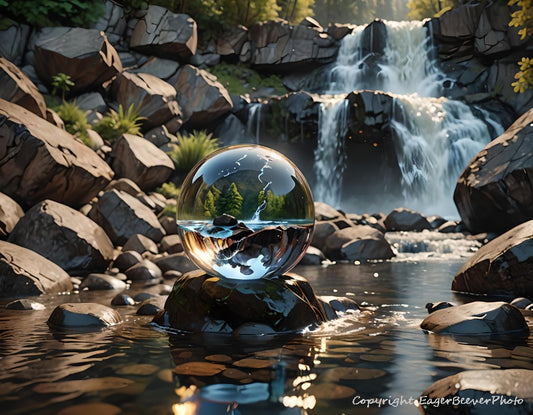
[92,0,127,46]
[0,240,73,297]
[47,303,122,328]
[123,233,158,255]
[132,56,180,81]
[8,200,114,275]
[75,92,108,115]
[111,293,135,306]
[152,270,329,332]
[144,125,176,148]
[320,296,360,316]
[425,301,454,313]
[327,23,354,40]
[0,20,31,66]
[0,57,47,118]
[420,301,528,336]
[0,193,24,239]
[134,292,157,302]
[104,178,142,197]
[130,6,197,61]
[324,225,394,262]
[111,134,175,191]
[216,25,249,56]
[125,260,162,281]
[314,202,343,221]
[112,71,182,131]
[312,220,339,249]
[152,253,197,274]
[299,246,326,265]
[79,274,127,291]
[159,234,183,254]
[451,220,533,297]
[437,220,460,233]
[159,215,179,235]
[33,27,122,95]
[213,213,238,226]
[454,108,533,234]
[113,250,144,272]
[88,189,166,245]
[0,99,114,208]
[510,297,532,309]
[384,208,431,232]
[418,369,533,414]
[171,64,233,127]
[5,299,45,310]
[427,215,447,229]
[136,295,166,315]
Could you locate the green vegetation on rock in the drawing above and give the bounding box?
[53,100,91,146]
[94,104,145,143]
[167,130,220,173]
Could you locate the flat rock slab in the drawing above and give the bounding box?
[48,303,122,328]
[153,270,329,333]
[420,301,528,336]
[8,200,114,275]
[452,219,533,297]
[0,99,114,208]
[0,240,72,297]
[419,369,533,414]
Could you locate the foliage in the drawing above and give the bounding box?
[51,73,74,100]
[167,130,220,173]
[216,182,244,217]
[53,101,91,144]
[217,0,280,27]
[509,0,533,92]
[512,56,533,93]
[277,0,315,23]
[257,189,286,220]
[156,181,181,199]
[0,0,105,28]
[406,0,457,19]
[208,62,287,96]
[93,104,145,143]
[159,203,177,218]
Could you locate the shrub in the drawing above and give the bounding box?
[156,181,181,199]
[54,101,91,145]
[94,104,145,143]
[167,130,220,173]
[51,73,74,100]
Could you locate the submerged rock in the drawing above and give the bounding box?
[420,301,528,336]
[452,219,533,298]
[153,270,329,333]
[5,299,45,310]
[48,303,122,328]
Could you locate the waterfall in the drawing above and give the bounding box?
[247,103,263,144]
[313,19,502,217]
[313,97,350,207]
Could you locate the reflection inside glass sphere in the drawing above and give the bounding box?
[176,145,315,280]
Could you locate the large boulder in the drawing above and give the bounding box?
[418,369,533,414]
[384,207,431,232]
[92,0,128,46]
[454,108,533,234]
[216,25,249,57]
[33,27,122,95]
[452,220,533,298]
[0,57,47,118]
[324,225,394,262]
[111,71,182,131]
[0,240,73,297]
[130,6,197,61]
[171,64,233,127]
[420,301,528,336]
[0,99,114,208]
[0,20,31,66]
[0,193,24,239]
[8,200,114,275]
[153,270,329,333]
[110,134,174,191]
[88,189,166,245]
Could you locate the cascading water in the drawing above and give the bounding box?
[314,20,503,216]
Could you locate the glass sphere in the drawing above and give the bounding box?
[176,145,315,280]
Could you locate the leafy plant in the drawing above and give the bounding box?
[167,130,220,173]
[509,0,533,92]
[51,73,74,100]
[512,57,533,93]
[156,181,181,199]
[159,203,177,218]
[94,103,146,143]
[53,100,91,145]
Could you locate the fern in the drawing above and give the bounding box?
[94,103,146,143]
[167,130,220,173]
[53,100,91,144]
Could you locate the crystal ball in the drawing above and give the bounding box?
[176,144,315,280]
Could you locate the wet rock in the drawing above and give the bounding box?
[134,292,157,302]
[427,215,447,229]
[0,99,114,208]
[79,274,127,291]
[299,246,326,265]
[327,23,354,40]
[454,108,533,234]
[324,225,394,262]
[420,301,528,336]
[125,260,162,281]
[159,234,183,254]
[5,299,45,310]
[56,402,122,415]
[234,323,276,336]
[111,71,182,131]
[213,213,238,227]
[111,134,174,191]
[111,293,135,306]
[123,233,158,255]
[152,253,198,274]
[425,301,454,313]
[510,297,532,309]
[452,219,533,297]
[171,64,233,127]
[418,369,533,414]
[33,27,122,95]
[0,240,73,297]
[0,193,24,239]
[437,220,460,233]
[384,207,431,232]
[8,200,114,275]
[113,250,143,272]
[312,220,339,249]
[0,57,47,118]
[163,270,183,280]
[88,189,166,245]
[153,270,329,333]
[320,296,360,316]
[48,303,122,328]
[137,295,166,315]
[0,20,31,66]
[130,6,197,60]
